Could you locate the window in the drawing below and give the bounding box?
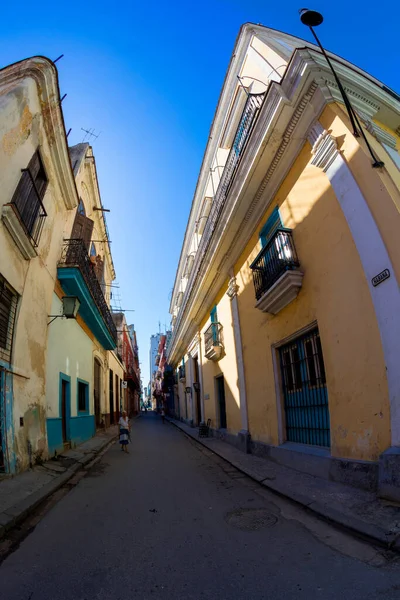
[90,242,96,257]
[78,198,86,215]
[77,380,89,412]
[10,150,48,246]
[279,328,330,447]
[259,207,282,247]
[0,275,18,364]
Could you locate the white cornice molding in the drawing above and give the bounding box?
[357,111,398,149]
[169,28,255,313]
[0,57,78,211]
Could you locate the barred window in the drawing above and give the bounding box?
[0,275,18,364]
[10,150,48,246]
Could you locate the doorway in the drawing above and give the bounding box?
[94,359,101,428]
[0,370,5,472]
[193,357,202,425]
[109,370,114,424]
[216,376,227,429]
[60,375,71,444]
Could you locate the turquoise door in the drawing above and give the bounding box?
[280,328,330,447]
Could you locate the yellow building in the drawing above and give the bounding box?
[167,24,400,500]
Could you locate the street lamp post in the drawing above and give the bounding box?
[299,8,384,168]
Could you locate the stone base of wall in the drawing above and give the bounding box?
[210,428,379,492]
[378,447,400,501]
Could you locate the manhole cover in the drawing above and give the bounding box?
[225,508,277,531]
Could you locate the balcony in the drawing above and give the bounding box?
[250,229,303,315]
[57,239,117,349]
[168,92,264,355]
[178,365,186,381]
[2,170,47,260]
[204,322,223,361]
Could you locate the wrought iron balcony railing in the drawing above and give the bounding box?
[59,239,117,342]
[168,92,264,357]
[204,322,223,357]
[178,365,186,380]
[250,229,300,301]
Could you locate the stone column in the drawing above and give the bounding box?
[227,271,250,453]
[187,354,195,427]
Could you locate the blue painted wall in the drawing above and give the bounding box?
[0,361,16,473]
[47,418,64,456]
[70,415,95,445]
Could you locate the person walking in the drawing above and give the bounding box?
[119,410,130,453]
[161,406,165,424]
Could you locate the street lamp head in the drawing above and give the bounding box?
[299,8,324,27]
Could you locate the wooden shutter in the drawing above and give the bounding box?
[70,212,94,250]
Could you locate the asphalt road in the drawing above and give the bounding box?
[1,412,400,600]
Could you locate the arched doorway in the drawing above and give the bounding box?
[94,358,102,428]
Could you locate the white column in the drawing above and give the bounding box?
[227,272,249,432]
[309,123,400,446]
[197,340,205,422]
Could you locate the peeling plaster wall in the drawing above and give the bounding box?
[0,76,74,472]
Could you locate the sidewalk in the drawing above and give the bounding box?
[168,418,400,552]
[0,426,119,539]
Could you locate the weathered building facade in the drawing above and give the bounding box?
[167,24,400,499]
[45,142,122,452]
[0,56,129,472]
[0,57,79,472]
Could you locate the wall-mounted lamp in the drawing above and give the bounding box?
[48,296,80,325]
[185,386,192,395]
[299,8,384,169]
[193,382,200,392]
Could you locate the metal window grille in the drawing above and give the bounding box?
[0,275,18,364]
[250,229,300,300]
[280,328,330,447]
[10,151,48,247]
[204,322,223,355]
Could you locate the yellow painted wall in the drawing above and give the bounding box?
[234,134,390,462]
[198,282,241,433]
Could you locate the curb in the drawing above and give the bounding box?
[167,418,400,553]
[0,434,117,541]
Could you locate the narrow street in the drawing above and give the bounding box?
[1,414,400,600]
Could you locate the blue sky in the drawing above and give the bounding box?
[2,1,399,386]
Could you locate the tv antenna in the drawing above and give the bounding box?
[81,128,101,143]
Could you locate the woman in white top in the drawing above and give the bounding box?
[118,410,130,453]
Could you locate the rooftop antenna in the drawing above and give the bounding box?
[81,127,102,144]
[158,321,161,334]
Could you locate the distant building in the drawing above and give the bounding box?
[149,333,161,381]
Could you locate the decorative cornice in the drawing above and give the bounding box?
[357,111,397,149]
[324,78,381,116]
[0,57,78,211]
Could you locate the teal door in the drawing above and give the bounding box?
[280,328,330,447]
